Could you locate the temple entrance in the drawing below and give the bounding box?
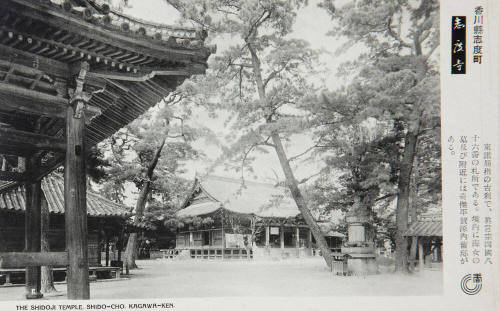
[202,231,210,246]
[283,228,295,247]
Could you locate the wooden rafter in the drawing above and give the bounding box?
[0,43,70,78]
[0,127,66,153]
[0,93,66,118]
[87,69,191,81]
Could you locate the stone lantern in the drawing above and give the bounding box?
[341,197,378,275]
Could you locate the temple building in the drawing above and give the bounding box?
[175,175,344,259]
[0,0,212,299]
[404,213,442,271]
[0,176,131,285]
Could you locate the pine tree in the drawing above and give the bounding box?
[164,0,335,268]
[99,94,203,270]
[320,0,440,271]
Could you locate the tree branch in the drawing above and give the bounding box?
[387,16,412,49]
[244,9,271,43]
[297,172,321,184]
[374,193,396,202]
[290,147,318,163]
[263,61,290,89]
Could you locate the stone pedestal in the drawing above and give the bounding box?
[341,246,378,275]
[342,205,377,275]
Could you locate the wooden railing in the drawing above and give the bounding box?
[189,248,253,260]
[0,266,121,286]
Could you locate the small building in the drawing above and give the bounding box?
[317,221,345,253]
[175,175,343,259]
[0,176,131,285]
[404,214,442,270]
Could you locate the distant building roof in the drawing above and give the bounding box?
[177,175,301,219]
[0,176,131,218]
[404,215,442,237]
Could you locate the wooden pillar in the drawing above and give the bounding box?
[117,229,123,264]
[221,228,225,259]
[5,272,12,285]
[418,237,424,273]
[409,236,418,271]
[437,241,442,262]
[308,229,313,256]
[64,101,90,299]
[25,158,43,299]
[221,211,225,259]
[280,226,284,249]
[432,241,438,262]
[265,226,270,247]
[105,236,110,267]
[295,227,300,247]
[295,226,300,258]
[97,221,103,266]
[189,232,194,247]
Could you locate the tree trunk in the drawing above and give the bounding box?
[246,217,256,260]
[394,130,418,272]
[124,181,150,270]
[246,41,332,269]
[124,138,166,270]
[41,195,57,293]
[407,152,419,272]
[409,149,419,224]
[271,133,333,268]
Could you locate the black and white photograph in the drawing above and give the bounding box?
[0,0,497,309]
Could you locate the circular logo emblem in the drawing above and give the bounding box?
[461,273,482,295]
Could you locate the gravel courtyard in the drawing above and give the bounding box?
[0,258,442,300]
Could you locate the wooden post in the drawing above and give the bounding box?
[308,229,313,256]
[295,226,300,258]
[432,241,438,262]
[41,194,57,294]
[280,226,284,249]
[221,228,225,259]
[265,226,270,247]
[437,241,442,262]
[24,158,43,299]
[409,236,418,271]
[189,232,194,247]
[221,211,225,259]
[117,228,123,264]
[64,101,90,299]
[5,272,11,285]
[97,221,103,266]
[105,236,110,267]
[418,237,424,273]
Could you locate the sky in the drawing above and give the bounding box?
[111,0,361,206]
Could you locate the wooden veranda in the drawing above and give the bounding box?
[0,0,212,299]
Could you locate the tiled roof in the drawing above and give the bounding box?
[35,0,204,44]
[404,220,442,237]
[0,176,131,218]
[178,176,301,219]
[177,201,221,218]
